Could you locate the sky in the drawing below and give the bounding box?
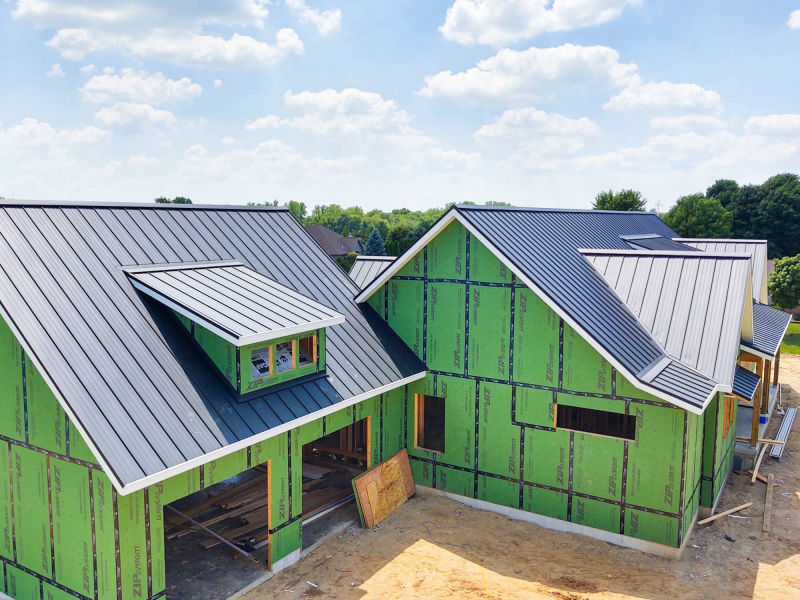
[1,1,799,212]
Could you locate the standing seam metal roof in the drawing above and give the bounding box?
[677,239,768,303]
[746,302,792,357]
[349,255,397,290]
[128,263,346,345]
[0,202,424,492]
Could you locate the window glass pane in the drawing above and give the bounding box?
[275,341,294,373]
[250,347,270,379]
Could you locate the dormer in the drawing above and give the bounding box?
[126,261,345,395]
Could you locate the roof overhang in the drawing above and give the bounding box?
[127,261,346,346]
[356,208,717,414]
[732,365,761,401]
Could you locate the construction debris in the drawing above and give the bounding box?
[697,502,753,526]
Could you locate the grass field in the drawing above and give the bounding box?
[783,322,800,355]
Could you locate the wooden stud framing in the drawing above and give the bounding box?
[762,359,772,415]
[751,357,764,447]
[773,349,781,386]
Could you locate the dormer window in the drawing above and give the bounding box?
[298,335,316,367]
[250,347,272,379]
[275,341,295,373]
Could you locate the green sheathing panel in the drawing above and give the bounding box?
[6,565,39,600]
[67,420,99,465]
[700,393,736,508]
[25,356,66,455]
[12,446,51,577]
[363,220,707,549]
[51,459,93,597]
[0,316,24,441]
[0,443,12,560]
[192,320,237,388]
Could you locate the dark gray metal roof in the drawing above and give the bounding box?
[0,201,424,492]
[621,234,697,252]
[732,365,761,401]
[745,302,792,357]
[451,206,721,409]
[128,263,345,346]
[349,255,396,290]
[582,249,751,387]
[677,239,768,303]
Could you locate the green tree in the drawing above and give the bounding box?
[286,200,307,222]
[592,189,646,211]
[364,228,387,256]
[335,252,359,272]
[768,254,800,310]
[706,179,739,208]
[662,193,732,238]
[155,196,192,204]
[386,226,413,256]
[756,173,800,258]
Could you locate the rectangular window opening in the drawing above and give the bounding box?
[298,335,316,367]
[275,340,295,373]
[415,394,446,453]
[555,404,636,441]
[250,346,272,379]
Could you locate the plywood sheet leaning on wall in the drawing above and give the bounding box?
[353,449,415,528]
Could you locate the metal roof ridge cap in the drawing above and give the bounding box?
[0,199,289,211]
[674,238,768,243]
[637,355,672,383]
[578,248,754,258]
[122,259,244,274]
[453,204,666,215]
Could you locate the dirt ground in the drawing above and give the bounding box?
[244,357,800,600]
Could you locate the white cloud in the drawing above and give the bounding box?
[47,28,304,68]
[418,44,637,101]
[46,63,65,77]
[12,0,303,68]
[245,115,282,131]
[129,154,158,165]
[603,76,722,112]
[744,114,800,135]
[650,115,725,131]
[81,68,202,104]
[220,136,238,145]
[286,0,341,36]
[789,9,800,29]
[213,79,223,88]
[94,102,177,132]
[440,0,641,46]
[0,117,109,155]
[475,107,598,168]
[80,63,95,73]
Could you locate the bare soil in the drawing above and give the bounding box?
[244,356,800,600]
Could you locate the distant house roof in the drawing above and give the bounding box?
[677,239,768,303]
[581,249,751,389]
[349,255,396,290]
[0,201,424,494]
[742,302,792,358]
[305,224,365,256]
[128,262,345,346]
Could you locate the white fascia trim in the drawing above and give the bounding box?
[117,370,427,496]
[0,304,128,495]
[456,213,711,415]
[356,212,458,302]
[739,343,777,361]
[122,260,243,274]
[130,280,346,347]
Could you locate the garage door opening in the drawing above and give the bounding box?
[163,465,270,599]
[302,418,370,549]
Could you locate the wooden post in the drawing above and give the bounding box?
[751,358,763,447]
[773,349,781,386]
[762,359,772,415]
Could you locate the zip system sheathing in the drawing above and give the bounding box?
[367,220,720,549]
[0,314,406,600]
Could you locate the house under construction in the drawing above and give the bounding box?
[0,201,790,600]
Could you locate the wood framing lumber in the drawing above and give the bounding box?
[735,438,784,445]
[165,504,260,563]
[697,502,753,525]
[751,443,773,484]
[763,473,774,533]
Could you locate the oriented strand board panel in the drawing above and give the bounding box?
[353,449,415,528]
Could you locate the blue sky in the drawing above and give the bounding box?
[1,1,799,211]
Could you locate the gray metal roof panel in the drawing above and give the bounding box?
[732,365,761,401]
[746,303,792,357]
[349,256,396,290]
[0,202,424,490]
[128,264,345,345]
[583,250,751,387]
[621,235,697,252]
[677,239,768,302]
